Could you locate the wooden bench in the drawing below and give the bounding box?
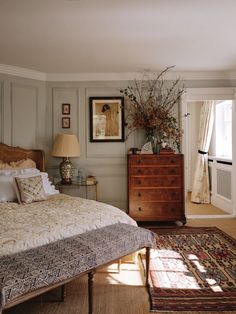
[0,223,156,314]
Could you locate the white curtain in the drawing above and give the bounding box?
[191,101,215,203]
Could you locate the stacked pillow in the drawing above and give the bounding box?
[0,158,36,169]
[0,158,59,204]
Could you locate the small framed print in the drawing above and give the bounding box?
[89,96,124,142]
[62,103,70,115]
[62,117,70,128]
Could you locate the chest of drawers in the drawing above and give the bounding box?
[127,154,186,224]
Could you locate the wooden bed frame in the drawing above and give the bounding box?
[0,142,151,314]
[0,142,45,172]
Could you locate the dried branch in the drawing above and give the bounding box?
[120,66,185,152]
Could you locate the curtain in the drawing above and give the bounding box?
[191,101,215,203]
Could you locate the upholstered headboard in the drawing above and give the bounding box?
[0,143,45,172]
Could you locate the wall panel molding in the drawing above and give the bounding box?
[52,87,79,139]
[10,82,39,148]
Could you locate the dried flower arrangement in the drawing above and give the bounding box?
[120,66,185,152]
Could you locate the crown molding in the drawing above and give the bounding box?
[1,64,236,81]
[178,71,236,81]
[46,71,236,81]
[46,72,141,81]
[0,64,47,81]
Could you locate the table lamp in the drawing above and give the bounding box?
[51,133,80,184]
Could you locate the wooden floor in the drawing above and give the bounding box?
[5,217,236,314]
[186,192,229,215]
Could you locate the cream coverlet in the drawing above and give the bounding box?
[0,194,137,256]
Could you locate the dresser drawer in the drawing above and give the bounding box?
[127,153,186,223]
[129,188,182,201]
[129,166,181,176]
[129,202,183,220]
[129,175,182,187]
[129,155,182,166]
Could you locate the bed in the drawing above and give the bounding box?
[0,143,155,314]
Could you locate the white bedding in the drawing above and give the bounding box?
[0,194,136,256]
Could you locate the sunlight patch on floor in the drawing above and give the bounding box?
[97,262,144,286]
[151,249,201,290]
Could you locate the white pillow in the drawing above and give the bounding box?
[0,176,18,202]
[0,168,40,177]
[40,172,59,196]
[0,168,40,203]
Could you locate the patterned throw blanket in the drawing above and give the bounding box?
[0,223,156,312]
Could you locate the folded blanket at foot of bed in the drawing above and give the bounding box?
[0,223,156,311]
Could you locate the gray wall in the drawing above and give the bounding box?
[0,73,236,211]
[46,81,135,210]
[0,73,46,149]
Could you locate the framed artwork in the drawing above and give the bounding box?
[62,103,70,115]
[89,97,124,142]
[62,117,70,128]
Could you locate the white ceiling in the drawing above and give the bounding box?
[0,0,236,74]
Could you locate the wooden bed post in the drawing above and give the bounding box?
[88,271,95,314]
[145,247,150,287]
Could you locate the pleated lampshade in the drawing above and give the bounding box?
[51,133,80,157]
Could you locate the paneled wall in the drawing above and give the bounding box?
[0,73,235,212]
[46,82,137,210]
[209,159,233,213]
[0,73,46,149]
[0,74,143,210]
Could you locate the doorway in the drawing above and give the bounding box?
[181,88,236,219]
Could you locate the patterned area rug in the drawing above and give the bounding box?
[141,227,236,312]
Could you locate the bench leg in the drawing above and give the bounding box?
[88,271,95,314]
[118,258,121,273]
[59,284,66,302]
[145,247,150,287]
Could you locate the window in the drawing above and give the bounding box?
[214,100,232,158]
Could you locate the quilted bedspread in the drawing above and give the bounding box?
[0,194,136,256]
[0,223,156,311]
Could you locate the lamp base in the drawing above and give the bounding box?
[59,157,74,185]
[60,178,72,185]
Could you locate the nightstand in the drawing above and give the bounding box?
[55,181,98,200]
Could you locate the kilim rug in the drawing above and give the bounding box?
[141,227,236,312]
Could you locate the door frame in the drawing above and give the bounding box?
[181,87,236,218]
